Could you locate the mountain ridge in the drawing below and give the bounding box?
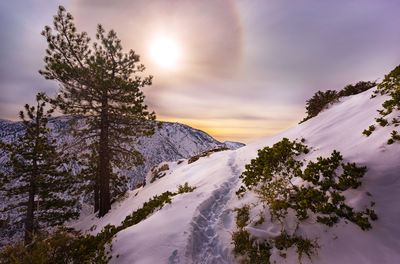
[0,116,244,187]
[0,117,244,247]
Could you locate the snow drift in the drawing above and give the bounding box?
[76,89,400,264]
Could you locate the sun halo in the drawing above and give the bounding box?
[149,37,181,70]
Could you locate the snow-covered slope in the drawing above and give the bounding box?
[76,89,400,264]
[0,118,244,247]
[0,118,244,187]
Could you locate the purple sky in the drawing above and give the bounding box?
[1,0,400,142]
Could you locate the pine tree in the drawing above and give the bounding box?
[80,143,128,213]
[0,93,80,245]
[39,6,156,216]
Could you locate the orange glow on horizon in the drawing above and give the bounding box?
[156,115,297,144]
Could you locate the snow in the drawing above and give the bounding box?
[0,118,244,189]
[0,118,246,246]
[75,89,400,263]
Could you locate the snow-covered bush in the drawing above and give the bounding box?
[300,90,338,123]
[233,138,377,263]
[177,182,197,193]
[93,183,198,252]
[338,81,376,97]
[232,205,272,263]
[300,81,375,123]
[0,182,198,263]
[365,64,400,144]
[0,227,111,264]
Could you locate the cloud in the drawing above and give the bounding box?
[0,0,70,119]
[239,0,400,85]
[1,0,400,142]
[72,0,243,80]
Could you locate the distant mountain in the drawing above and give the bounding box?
[118,121,245,187]
[0,116,244,247]
[0,117,244,188]
[222,140,245,150]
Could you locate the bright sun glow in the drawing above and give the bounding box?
[150,37,181,69]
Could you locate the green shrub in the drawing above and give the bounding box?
[300,81,376,123]
[362,125,375,136]
[388,130,400,144]
[338,81,376,97]
[0,183,198,263]
[300,90,338,123]
[150,163,170,183]
[272,230,318,262]
[96,182,197,245]
[375,117,388,127]
[0,227,110,264]
[234,205,250,228]
[232,229,272,264]
[376,64,400,95]
[177,182,197,193]
[232,205,273,263]
[234,138,377,263]
[237,138,309,196]
[364,64,400,143]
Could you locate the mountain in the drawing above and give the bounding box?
[75,88,400,263]
[122,121,244,187]
[0,117,244,188]
[0,118,244,247]
[221,140,245,150]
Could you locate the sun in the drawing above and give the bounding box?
[150,37,181,69]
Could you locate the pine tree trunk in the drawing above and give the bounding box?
[24,166,36,245]
[25,115,40,245]
[99,96,111,217]
[94,172,99,213]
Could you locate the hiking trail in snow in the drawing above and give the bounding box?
[184,152,240,264]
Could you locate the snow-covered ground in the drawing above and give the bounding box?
[75,89,400,263]
[0,118,244,188]
[0,118,244,247]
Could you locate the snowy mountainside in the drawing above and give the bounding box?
[125,121,244,186]
[76,89,400,264]
[0,118,244,187]
[0,117,244,247]
[221,140,245,150]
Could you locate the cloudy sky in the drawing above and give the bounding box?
[1,0,400,143]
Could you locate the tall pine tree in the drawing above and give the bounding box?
[79,143,128,213]
[0,93,80,244]
[39,6,156,216]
